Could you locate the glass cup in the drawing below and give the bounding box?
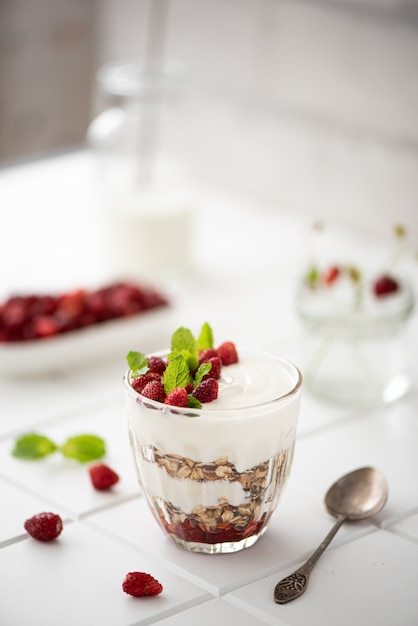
[296,280,415,407]
[123,350,302,554]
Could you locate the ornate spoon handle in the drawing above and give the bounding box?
[274,515,346,604]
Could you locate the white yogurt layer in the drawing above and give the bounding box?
[126,351,301,475]
[140,461,248,513]
[205,354,297,410]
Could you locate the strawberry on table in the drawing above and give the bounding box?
[122,572,163,597]
[24,512,63,541]
[88,463,120,491]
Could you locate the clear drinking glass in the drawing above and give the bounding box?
[124,351,302,554]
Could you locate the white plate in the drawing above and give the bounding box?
[0,305,176,377]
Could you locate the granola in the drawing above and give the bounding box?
[141,445,292,543]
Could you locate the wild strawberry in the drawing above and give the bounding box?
[29,295,57,317]
[2,297,27,329]
[199,349,218,363]
[164,387,189,407]
[105,283,144,317]
[122,572,163,597]
[373,275,399,297]
[217,341,238,365]
[193,378,218,403]
[132,372,161,393]
[57,289,87,318]
[202,356,221,380]
[32,315,60,338]
[147,356,167,375]
[88,463,119,490]
[24,512,63,541]
[141,380,166,402]
[323,265,340,286]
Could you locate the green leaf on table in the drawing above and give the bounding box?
[126,351,148,376]
[61,434,106,463]
[163,353,190,394]
[196,322,214,351]
[12,433,57,460]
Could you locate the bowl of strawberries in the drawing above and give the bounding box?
[0,280,171,376]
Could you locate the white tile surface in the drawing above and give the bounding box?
[0,476,72,546]
[0,372,97,438]
[226,530,418,626]
[0,522,210,626]
[290,396,418,524]
[0,398,140,517]
[386,511,418,542]
[0,153,417,625]
[157,596,275,626]
[87,481,375,595]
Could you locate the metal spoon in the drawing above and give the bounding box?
[274,466,388,604]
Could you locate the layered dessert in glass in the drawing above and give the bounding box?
[123,325,302,554]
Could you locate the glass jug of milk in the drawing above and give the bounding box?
[88,59,193,282]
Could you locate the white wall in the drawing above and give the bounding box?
[94,0,418,243]
[1,0,417,244]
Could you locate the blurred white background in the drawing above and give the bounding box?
[1,0,417,243]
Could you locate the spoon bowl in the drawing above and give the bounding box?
[274,466,388,604]
[325,466,388,521]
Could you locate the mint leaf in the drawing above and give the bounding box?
[126,351,148,376]
[164,354,190,394]
[188,396,202,409]
[12,433,57,460]
[61,434,106,463]
[305,265,320,287]
[171,326,196,353]
[197,322,214,350]
[170,327,199,371]
[195,362,212,386]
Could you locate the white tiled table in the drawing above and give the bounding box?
[1,151,417,625]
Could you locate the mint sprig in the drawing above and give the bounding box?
[127,322,216,409]
[126,351,148,376]
[12,432,106,463]
[197,322,214,351]
[170,327,199,372]
[61,435,106,463]
[187,396,203,409]
[194,362,212,386]
[163,353,191,394]
[12,433,57,460]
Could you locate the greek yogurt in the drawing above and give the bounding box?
[124,350,302,553]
